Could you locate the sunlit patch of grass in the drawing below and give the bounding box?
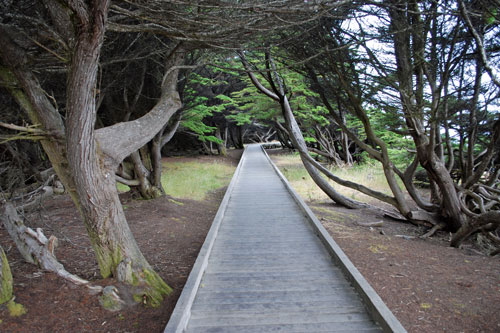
[272,154,327,202]
[271,153,401,204]
[161,160,235,200]
[116,159,235,200]
[117,183,130,193]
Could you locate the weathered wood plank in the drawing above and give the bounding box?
[191,300,363,313]
[188,323,382,333]
[193,290,363,306]
[188,312,375,327]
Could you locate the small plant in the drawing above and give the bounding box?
[7,299,27,317]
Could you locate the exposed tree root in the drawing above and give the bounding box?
[421,223,446,239]
[484,232,500,256]
[356,221,384,228]
[451,211,500,248]
[11,174,64,212]
[1,203,102,293]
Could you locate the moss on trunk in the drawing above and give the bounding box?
[0,246,13,305]
[132,269,172,307]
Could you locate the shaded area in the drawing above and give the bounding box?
[0,154,240,332]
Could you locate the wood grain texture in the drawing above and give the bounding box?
[166,144,403,332]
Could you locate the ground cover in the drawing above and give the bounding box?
[1,149,498,332]
[0,152,240,332]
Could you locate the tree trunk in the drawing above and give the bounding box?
[215,127,227,156]
[129,150,163,199]
[0,245,13,305]
[0,54,79,209]
[281,96,365,209]
[389,1,465,231]
[64,1,181,306]
[240,51,362,209]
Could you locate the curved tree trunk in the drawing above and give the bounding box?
[63,2,185,306]
[389,1,465,231]
[0,64,79,209]
[239,51,362,209]
[215,127,227,156]
[281,96,363,209]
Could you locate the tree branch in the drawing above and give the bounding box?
[95,50,185,166]
[458,0,500,89]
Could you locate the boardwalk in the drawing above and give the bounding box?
[165,144,405,333]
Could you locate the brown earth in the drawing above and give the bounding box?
[311,203,500,333]
[1,150,499,332]
[0,153,241,333]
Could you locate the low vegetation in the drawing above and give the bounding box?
[272,153,403,204]
[118,159,235,200]
[161,160,235,200]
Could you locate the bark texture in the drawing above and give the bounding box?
[1,203,101,292]
[62,1,183,305]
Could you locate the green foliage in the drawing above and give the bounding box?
[228,82,280,123]
[346,108,414,168]
[484,7,498,25]
[225,54,330,134]
[304,136,317,143]
[181,72,232,144]
[7,300,26,317]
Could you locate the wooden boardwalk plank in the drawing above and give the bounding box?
[165,144,405,333]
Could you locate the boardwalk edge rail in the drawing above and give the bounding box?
[261,145,407,333]
[164,147,249,333]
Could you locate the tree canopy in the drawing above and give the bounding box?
[1,0,499,308]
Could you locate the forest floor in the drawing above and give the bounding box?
[310,202,500,332]
[1,149,499,332]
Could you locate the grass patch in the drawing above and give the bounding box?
[117,183,130,193]
[271,153,402,204]
[161,160,235,200]
[116,158,236,200]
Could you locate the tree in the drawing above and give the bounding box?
[1,0,352,305]
[239,50,366,209]
[386,0,500,243]
[273,0,500,248]
[0,0,181,305]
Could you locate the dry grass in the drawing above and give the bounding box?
[270,153,401,204]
